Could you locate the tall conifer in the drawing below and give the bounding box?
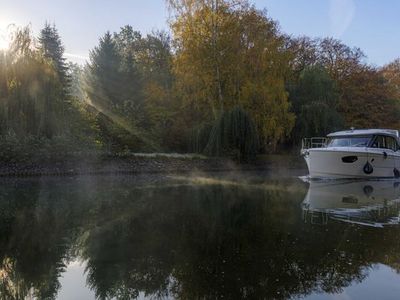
[38,22,68,91]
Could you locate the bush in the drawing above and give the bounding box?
[0,133,100,163]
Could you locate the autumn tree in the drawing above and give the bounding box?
[168,0,294,152]
[139,31,178,149]
[285,36,319,80]
[317,37,365,84]
[287,37,400,132]
[315,39,400,128]
[340,66,400,128]
[381,59,400,100]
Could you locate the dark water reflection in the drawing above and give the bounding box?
[0,172,400,299]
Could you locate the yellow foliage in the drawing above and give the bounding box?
[169,0,294,149]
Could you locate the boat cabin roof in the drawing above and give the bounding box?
[327,129,399,138]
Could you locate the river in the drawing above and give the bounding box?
[0,170,400,299]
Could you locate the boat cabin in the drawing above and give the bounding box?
[326,129,400,151]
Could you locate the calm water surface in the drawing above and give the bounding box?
[1,171,400,299]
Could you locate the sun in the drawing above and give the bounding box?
[0,32,10,50]
[0,18,15,51]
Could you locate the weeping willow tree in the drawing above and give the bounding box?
[289,66,343,144]
[0,26,64,138]
[204,106,258,160]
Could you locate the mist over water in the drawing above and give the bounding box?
[1,171,400,299]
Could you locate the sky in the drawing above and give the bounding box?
[0,0,399,66]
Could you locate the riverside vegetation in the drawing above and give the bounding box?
[1,0,400,166]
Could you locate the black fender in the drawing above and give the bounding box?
[363,161,373,175]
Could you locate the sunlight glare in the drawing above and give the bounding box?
[0,28,10,50]
[0,39,9,51]
[0,16,16,51]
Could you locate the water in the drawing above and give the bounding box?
[1,171,400,299]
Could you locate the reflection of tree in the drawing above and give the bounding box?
[0,178,94,299]
[77,180,400,299]
[1,176,400,299]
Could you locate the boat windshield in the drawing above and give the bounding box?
[327,136,371,147]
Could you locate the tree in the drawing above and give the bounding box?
[140,31,177,149]
[317,37,365,84]
[84,30,159,152]
[381,58,400,100]
[67,62,85,101]
[285,36,318,79]
[289,66,343,143]
[168,0,294,151]
[3,26,63,138]
[169,0,240,118]
[38,22,69,91]
[204,106,259,160]
[339,66,400,128]
[236,6,295,150]
[286,36,400,133]
[113,25,145,127]
[85,32,122,110]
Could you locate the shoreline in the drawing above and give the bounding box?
[0,154,305,177]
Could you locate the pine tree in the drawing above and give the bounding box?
[38,22,69,91]
[85,31,122,109]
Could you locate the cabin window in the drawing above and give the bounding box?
[371,135,398,151]
[372,135,385,148]
[328,136,371,147]
[385,136,398,151]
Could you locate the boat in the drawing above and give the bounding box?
[301,129,400,179]
[301,179,400,227]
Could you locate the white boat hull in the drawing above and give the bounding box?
[303,147,400,179]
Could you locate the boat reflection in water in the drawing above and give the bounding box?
[302,179,400,227]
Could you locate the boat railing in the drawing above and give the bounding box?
[301,137,328,150]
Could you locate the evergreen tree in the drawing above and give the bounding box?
[85,31,122,109]
[84,31,157,152]
[113,26,144,126]
[67,62,85,100]
[38,22,69,91]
